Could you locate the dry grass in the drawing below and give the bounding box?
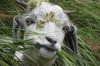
[0,13,12,19]
[85,38,100,60]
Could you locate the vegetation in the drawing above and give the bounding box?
[0,0,100,66]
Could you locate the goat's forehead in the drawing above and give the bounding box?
[34,2,63,13]
[26,3,70,27]
[29,3,64,18]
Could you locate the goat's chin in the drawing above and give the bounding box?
[39,47,56,58]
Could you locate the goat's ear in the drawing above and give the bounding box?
[63,10,76,14]
[63,25,78,54]
[12,16,25,40]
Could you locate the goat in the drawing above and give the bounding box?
[12,0,78,66]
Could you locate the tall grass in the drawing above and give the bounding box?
[0,0,100,66]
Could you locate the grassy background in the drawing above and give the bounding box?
[0,0,100,66]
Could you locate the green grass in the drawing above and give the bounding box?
[0,0,100,66]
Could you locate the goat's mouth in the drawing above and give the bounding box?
[36,43,57,52]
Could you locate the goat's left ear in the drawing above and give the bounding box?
[63,10,76,14]
[63,25,78,54]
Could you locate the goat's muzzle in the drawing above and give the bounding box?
[36,42,58,52]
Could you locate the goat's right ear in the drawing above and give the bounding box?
[12,16,20,40]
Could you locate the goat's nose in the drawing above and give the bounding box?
[46,36,57,44]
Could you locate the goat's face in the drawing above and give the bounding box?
[25,21,64,58]
[13,2,77,60]
[23,4,67,58]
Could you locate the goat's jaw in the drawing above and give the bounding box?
[39,47,57,58]
[36,42,60,58]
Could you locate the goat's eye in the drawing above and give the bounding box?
[26,18,35,25]
[62,26,69,33]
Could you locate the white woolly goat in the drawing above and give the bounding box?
[12,0,78,66]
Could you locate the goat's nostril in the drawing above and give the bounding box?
[46,37,57,44]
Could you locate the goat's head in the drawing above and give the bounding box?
[13,0,77,61]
